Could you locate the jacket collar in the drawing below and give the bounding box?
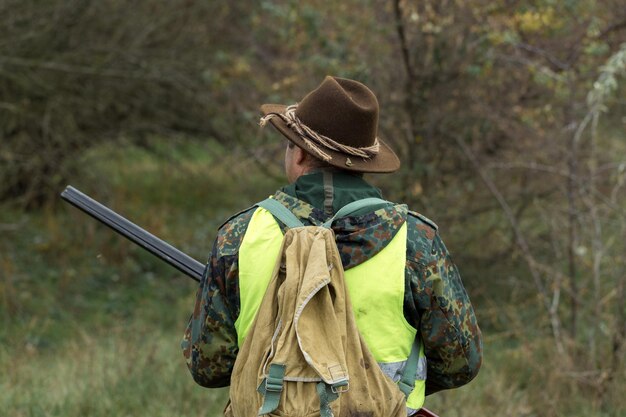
[272,172,408,270]
[281,170,383,215]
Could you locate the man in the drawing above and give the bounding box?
[182,76,482,412]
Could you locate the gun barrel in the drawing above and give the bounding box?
[61,186,204,282]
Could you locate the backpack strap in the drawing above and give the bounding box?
[325,196,421,399]
[316,380,348,417]
[258,198,304,229]
[257,363,286,415]
[259,197,388,230]
[397,338,421,398]
[322,197,389,229]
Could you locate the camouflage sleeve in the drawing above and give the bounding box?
[406,216,483,395]
[181,209,254,388]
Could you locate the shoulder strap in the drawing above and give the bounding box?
[397,338,421,398]
[258,196,388,229]
[322,197,388,228]
[257,198,304,229]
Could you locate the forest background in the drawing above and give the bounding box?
[1,1,625,416]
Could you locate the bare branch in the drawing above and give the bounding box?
[515,42,570,71]
[392,0,415,81]
[453,134,565,353]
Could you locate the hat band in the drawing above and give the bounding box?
[260,104,380,162]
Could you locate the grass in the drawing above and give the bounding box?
[1,139,624,417]
[1,326,229,417]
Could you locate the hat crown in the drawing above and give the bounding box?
[259,75,400,173]
[295,76,379,148]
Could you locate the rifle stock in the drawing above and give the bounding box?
[414,408,440,417]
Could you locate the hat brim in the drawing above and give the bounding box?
[260,104,401,174]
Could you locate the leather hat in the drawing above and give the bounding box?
[260,76,400,173]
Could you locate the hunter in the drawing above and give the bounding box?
[182,76,482,414]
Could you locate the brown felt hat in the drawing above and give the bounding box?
[260,76,400,173]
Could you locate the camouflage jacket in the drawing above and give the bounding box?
[182,171,482,395]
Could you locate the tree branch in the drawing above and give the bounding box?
[453,133,566,353]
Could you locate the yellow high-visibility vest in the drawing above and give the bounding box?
[235,206,426,410]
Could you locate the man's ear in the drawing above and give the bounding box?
[294,145,308,165]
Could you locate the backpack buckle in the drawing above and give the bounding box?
[264,363,286,393]
[265,377,284,393]
[330,380,349,394]
[257,364,286,415]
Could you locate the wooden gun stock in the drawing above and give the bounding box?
[415,408,440,417]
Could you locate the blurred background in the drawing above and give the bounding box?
[1,1,625,416]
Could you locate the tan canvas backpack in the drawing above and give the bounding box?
[225,198,422,417]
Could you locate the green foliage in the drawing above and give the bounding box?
[0,0,264,205]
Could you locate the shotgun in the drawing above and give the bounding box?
[60,185,440,417]
[60,185,204,282]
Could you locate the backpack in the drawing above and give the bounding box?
[225,197,421,417]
